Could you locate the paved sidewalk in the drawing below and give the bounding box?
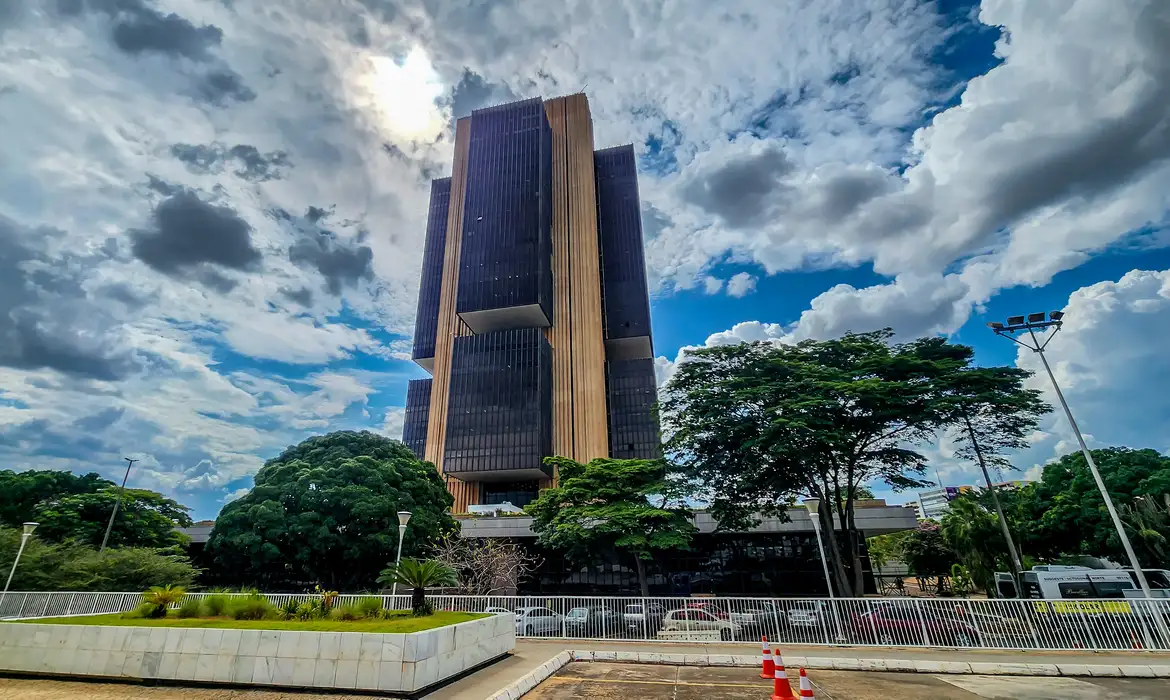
[422,639,1170,699]
[517,638,1170,668]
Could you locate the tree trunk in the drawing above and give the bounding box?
[412,586,427,615]
[633,555,650,597]
[819,504,854,597]
[846,500,865,595]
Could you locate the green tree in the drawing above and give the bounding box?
[0,469,111,527]
[0,526,198,591]
[526,456,696,597]
[377,559,457,616]
[33,488,193,549]
[1121,498,1170,566]
[662,330,986,596]
[901,521,957,592]
[206,431,456,590]
[1019,447,1170,564]
[940,495,1006,595]
[866,530,909,577]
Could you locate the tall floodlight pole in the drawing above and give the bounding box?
[802,499,845,642]
[1,522,38,611]
[987,312,1155,597]
[391,511,412,600]
[100,457,138,553]
[961,408,1024,577]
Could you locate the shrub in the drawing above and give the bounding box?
[229,593,274,620]
[123,602,157,619]
[295,602,315,621]
[141,585,186,618]
[279,600,300,621]
[356,596,384,619]
[176,598,202,619]
[202,593,231,617]
[330,604,362,621]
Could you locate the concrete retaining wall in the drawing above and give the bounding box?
[0,613,514,694]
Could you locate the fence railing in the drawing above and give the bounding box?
[3,591,1168,652]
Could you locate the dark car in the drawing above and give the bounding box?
[623,603,668,636]
[564,605,622,637]
[852,602,982,647]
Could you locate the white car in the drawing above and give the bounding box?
[514,606,563,636]
[660,608,741,640]
[484,607,512,615]
[787,601,828,628]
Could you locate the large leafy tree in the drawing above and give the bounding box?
[33,488,193,549]
[901,521,958,592]
[937,367,1049,573]
[526,457,696,597]
[206,431,456,590]
[1014,447,1170,564]
[0,527,198,591]
[663,330,995,595]
[940,495,1008,594]
[0,469,192,548]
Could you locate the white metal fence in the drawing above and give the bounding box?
[2,591,1168,652]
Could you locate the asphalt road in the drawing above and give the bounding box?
[523,662,1170,700]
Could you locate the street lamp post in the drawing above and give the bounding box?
[100,457,138,554]
[1,522,38,612]
[391,511,412,601]
[802,499,845,642]
[988,312,1157,597]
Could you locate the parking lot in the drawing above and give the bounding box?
[523,662,1170,700]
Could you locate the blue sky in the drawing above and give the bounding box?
[3,0,1170,520]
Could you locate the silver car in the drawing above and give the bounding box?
[514,606,563,636]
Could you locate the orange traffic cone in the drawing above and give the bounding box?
[770,649,794,700]
[760,637,775,679]
[1130,631,1144,650]
[798,668,815,698]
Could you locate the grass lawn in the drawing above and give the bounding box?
[6,611,487,633]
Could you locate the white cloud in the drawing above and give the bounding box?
[726,272,757,298]
[381,407,407,441]
[701,276,724,295]
[1011,268,1170,470]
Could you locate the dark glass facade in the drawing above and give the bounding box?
[595,145,652,349]
[513,532,874,597]
[605,358,661,459]
[411,178,451,366]
[456,98,553,330]
[402,378,432,459]
[482,480,542,508]
[443,328,553,480]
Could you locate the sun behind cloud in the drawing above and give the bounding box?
[350,47,447,144]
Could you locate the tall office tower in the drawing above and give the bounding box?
[404,94,660,512]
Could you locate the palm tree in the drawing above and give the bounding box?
[141,584,186,618]
[377,559,457,616]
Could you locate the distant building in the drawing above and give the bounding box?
[916,486,974,520]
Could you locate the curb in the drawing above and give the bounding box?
[485,651,572,700]
[485,650,1170,698]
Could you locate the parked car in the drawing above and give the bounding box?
[684,601,731,620]
[623,603,667,635]
[956,610,1035,644]
[661,608,742,641]
[514,607,563,636]
[730,601,783,630]
[564,606,622,637]
[484,607,512,615]
[786,601,829,629]
[851,602,981,647]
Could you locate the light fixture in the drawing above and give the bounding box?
[1049,311,1064,321]
[397,511,412,527]
[1027,312,1046,323]
[1006,315,1026,326]
[802,498,820,516]
[21,522,37,536]
[987,322,1004,330]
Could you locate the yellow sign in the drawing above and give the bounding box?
[1032,600,1133,615]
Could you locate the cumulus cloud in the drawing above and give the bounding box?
[726,272,757,298]
[171,143,291,182]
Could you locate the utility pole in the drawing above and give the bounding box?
[988,312,1156,598]
[99,457,138,554]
